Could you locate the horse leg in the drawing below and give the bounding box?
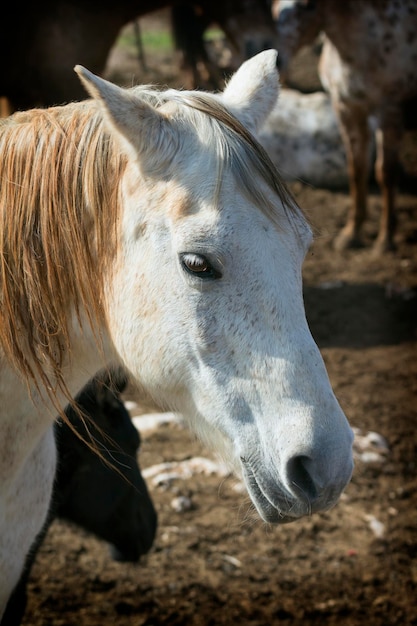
[0,428,56,620]
[373,112,402,253]
[333,102,370,250]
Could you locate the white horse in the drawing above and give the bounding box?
[0,50,353,615]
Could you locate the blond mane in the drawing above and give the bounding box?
[0,101,125,404]
[172,91,302,224]
[0,85,304,409]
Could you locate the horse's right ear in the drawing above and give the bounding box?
[74,65,175,165]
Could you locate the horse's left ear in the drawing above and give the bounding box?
[221,49,280,135]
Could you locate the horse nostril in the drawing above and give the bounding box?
[286,455,318,501]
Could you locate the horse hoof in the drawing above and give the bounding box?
[333,230,364,251]
[372,237,397,255]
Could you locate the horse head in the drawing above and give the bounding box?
[75,50,353,524]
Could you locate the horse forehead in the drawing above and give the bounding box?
[158,181,196,221]
[138,177,308,251]
[167,176,269,229]
[129,169,231,223]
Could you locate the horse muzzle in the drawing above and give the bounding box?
[240,449,354,524]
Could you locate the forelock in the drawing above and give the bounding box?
[130,86,304,229]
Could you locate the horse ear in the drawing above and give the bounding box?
[221,50,280,135]
[74,65,173,163]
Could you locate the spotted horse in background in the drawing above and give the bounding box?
[273,0,417,252]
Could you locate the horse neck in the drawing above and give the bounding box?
[0,330,115,495]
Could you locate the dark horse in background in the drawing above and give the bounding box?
[2,369,157,626]
[170,0,277,89]
[0,0,168,111]
[0,0,277,111]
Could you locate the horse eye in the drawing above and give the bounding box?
[180,253,221,279]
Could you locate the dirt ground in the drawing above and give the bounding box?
[20,10,417,626]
